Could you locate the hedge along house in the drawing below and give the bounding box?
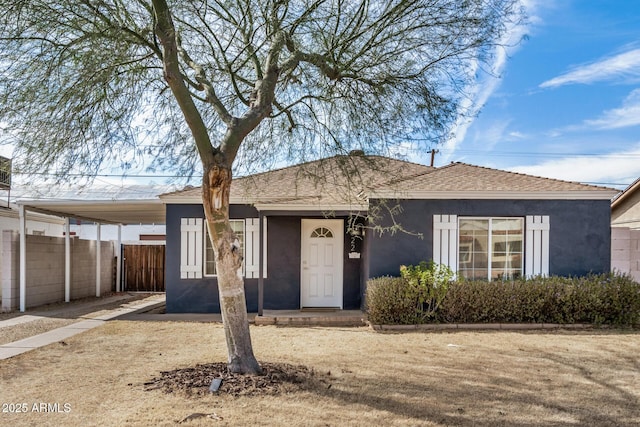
[160,154,619,314]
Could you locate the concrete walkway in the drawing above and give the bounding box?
[0,294,165,360]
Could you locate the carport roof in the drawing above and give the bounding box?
[16,199,166,225]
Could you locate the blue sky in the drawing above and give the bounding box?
[432,0,640,189]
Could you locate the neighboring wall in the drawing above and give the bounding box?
[1,231,114,311]
[0,208,65,299]
[612,186,640,229]
[611,227,640,282]
[0,208,65,237]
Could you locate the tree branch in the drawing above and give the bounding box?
[151,0,216,164]
[176,32,234,125]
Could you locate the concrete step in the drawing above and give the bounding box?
[254,310,367,327]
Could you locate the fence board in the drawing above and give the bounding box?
[123,245,165,292]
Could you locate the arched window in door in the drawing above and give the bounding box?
[310,227,333,238]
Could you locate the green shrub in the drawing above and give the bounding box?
[437,273,640,326]
[400,261,454,322]
[365,276,418,325]
[367,269,640,326]
[366,261,454,324]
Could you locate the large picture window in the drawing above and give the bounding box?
[204,220,245,276]
[458,217,523,280]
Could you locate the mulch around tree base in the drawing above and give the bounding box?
[144,362,331,397]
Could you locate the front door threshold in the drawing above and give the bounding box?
[300,307,341,312]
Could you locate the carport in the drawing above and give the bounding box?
[14,199,166,312]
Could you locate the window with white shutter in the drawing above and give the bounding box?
[433,214,550,280]
[200,218,267,278]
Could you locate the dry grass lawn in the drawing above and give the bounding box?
[1,321,639,426]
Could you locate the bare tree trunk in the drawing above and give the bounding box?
[202,160,261,375]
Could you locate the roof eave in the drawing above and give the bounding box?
[254,202,368,212]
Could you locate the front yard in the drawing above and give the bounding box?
[1,321,639,426]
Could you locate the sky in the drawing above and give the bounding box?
[2,0,639,197]
[434,0,640,189]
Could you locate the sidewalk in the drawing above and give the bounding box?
[0,294,165,360]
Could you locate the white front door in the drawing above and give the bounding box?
[301,219,343,308]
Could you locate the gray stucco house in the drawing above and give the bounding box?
[160,153,618,313]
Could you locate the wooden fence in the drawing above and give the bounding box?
[123,245,165,292]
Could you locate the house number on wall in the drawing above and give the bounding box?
[349,234,361,259]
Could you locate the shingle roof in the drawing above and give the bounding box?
[161,157,619,206]
[160,154,433,207]
[377,162,618,194]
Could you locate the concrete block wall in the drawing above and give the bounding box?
[71,239,114,299]
[1,232,115,311]
[25,235,66,307]
[611,227,640,282]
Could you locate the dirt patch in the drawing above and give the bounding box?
[2,322,640,426]
[144,361,329,397]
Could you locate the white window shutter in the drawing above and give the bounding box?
[433,215,458,271]
[244,218,267,279]
[245,218,260,278]
[525,215,550,277]
[180,218,203,279]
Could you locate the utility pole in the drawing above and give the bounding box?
[429,149,439,167]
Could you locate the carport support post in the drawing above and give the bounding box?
[96,223,101,297]
[65,217,71,303]
[19,204,26,312]
[115,225,122,292]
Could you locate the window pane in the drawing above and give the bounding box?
[204,220,245,276]
[459,217,524,281]
[459,219,489,280]
[491,218,523,280]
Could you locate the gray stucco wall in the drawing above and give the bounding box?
[165,205,362,313]
[366,199,612,280]
[165,204,258,313]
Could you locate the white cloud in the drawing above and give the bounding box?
[508,131,526,139]
[584,88,640,129]
[510,144,640,187]
[540,48,640,89]
[443,1,535,160]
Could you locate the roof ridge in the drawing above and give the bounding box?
[235,153,423,180]
[234,155,342,181]
[369,167,435,191]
